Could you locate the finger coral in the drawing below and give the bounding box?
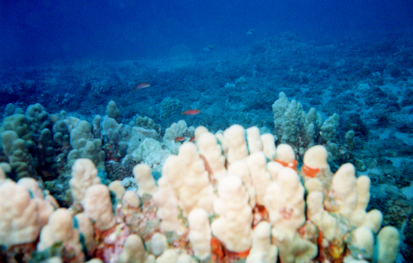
[0,124,400,263]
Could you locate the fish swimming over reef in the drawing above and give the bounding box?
[134,82,150,90]
[174,137,186,142]
[174,136,196,143]
[181,109,200,115]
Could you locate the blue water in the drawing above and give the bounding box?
[1,0,413,261]
[1,0,412,65]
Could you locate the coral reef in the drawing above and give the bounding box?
[160,97,183,120]
[272,92,367,171]
[1,31,412,262]
[0,124,401,263]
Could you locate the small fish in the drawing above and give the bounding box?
[134,82,150,90]
[174,137,186,142]
[189,136,195,142]
[181,109,200,115]
[247,29,256,35]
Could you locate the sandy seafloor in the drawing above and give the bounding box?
[1,32,413,261]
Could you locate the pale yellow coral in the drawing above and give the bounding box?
[70,158,100,204]
[82,184,115,231]
[133,163,157,196]
[0,180,52,246]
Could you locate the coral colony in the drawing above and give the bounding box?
[0,98,400,263]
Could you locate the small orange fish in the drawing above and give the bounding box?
[174,137,185,142]
[189,136,195,142]
[181,109,200,115]
[134,82,150,90]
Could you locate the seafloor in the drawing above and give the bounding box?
[1,32,413,261]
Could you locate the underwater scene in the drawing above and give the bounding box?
[1,0,413,262]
